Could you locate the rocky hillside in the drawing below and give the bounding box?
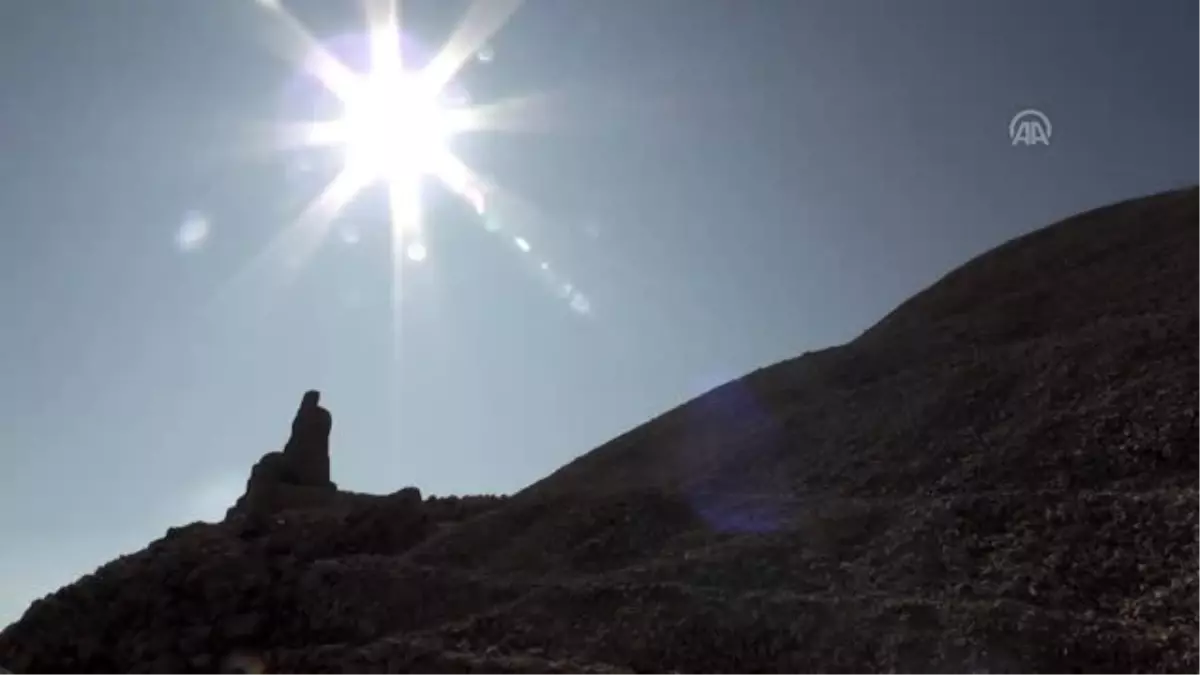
[1,187,1196,673]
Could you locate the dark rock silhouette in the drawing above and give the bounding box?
[285,390,334,488]
[0,187,1196,673]
[226,391,337,520]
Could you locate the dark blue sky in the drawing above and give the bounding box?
[0,0,1194,622]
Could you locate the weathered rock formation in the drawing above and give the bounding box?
[226,390,338,520]
[284,390,334,488]
[0,187,1196,673]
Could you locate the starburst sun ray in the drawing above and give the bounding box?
[258,0,521,276]
[226,0,589,361]
[253,0,361,101]
[422,0,524,93]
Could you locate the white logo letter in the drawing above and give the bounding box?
[1009,109,1052,146]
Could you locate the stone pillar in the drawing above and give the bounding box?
[283,390,334,487]
[225,390,338,521]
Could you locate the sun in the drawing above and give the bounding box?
[258,0,502,254]
[241,0,595,323]
[290,25,481,243]
[223,0,594,357]
[337,69,453,184]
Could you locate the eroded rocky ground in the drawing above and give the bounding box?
[1,187,1196,673]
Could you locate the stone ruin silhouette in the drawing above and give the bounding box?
[226,390,339,520]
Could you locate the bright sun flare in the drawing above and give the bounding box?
[262,0,503,254]
[337,69,452,184]
[242,0,590,324]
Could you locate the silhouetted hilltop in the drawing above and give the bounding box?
[1,187,1196,673]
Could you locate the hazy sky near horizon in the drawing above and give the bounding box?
[0,0,1195,624]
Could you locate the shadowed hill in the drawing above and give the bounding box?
[1,187,1196,673]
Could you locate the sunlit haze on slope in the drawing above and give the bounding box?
[0,0,1195,624]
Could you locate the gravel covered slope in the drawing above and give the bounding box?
[1,187,1196,673]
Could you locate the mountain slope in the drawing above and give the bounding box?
[1,187,1196,673]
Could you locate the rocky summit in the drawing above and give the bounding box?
[1,187,1196,673]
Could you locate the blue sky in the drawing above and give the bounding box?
[0,0,1195,624]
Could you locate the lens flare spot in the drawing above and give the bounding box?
[466,186,487,215]
[514,236,531,252]
[221,653,267,675]
[569,292,591,314]
[177,211,210,251]
[406,241,428,261]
